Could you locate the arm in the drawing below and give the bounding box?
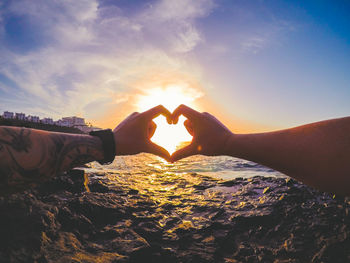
[0,105,172,192]
[171,105,350,195]
[0,126,103,189]
[228,118,350,195]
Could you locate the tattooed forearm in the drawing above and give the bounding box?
[0,126,104,190]
[0,127,32,152]
[49,132,103,173]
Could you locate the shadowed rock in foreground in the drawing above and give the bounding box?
[0,170,350,262]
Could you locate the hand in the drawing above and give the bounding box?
[170,104,233,162]
[113,105,172,161]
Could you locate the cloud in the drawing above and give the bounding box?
[140,0,214,52]
[0,0,214,123]
[241,36,267,54]
[239,16,297,54]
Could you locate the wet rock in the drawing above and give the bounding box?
[1,170,350,262]
[88,179,110,193]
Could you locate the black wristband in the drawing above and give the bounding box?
[89,129,116,165]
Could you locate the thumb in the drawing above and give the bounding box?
[148,121,157,139]
[146,142,171,161]
[170,144,196,162]
[184,119,194,136]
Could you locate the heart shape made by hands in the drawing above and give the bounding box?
[150,115,192,155]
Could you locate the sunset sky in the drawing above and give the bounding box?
[0,0,349,133]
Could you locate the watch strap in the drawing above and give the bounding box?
[89,129,116,165]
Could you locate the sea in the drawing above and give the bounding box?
[84,154,285,182]
[5,152,349,262]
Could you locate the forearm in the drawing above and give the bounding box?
[226,117,350,195]
[0,126,103,189]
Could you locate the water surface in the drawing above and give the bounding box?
[85,154,285,181]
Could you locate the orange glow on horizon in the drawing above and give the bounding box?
[91,76,281,136]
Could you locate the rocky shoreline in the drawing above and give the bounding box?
[1,169,350,262]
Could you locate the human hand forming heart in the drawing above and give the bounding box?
[113,105,173,161]
[169,104,234,162]
[113,104,233,162]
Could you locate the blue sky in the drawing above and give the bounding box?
[0,0,349,131]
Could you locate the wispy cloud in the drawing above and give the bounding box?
[240,18,296,54]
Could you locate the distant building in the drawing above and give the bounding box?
[27,115,40,123]
[60,116,103,133]
[15,113,25,120]
[62,116,86,127]
[55,119,70,127]
[2,110,101,133]
[62,116,88,132]
[41,118,54,125]
[3,111,14,119]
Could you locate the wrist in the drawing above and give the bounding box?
[225,133,255,159]
[113,132,124,156]
[88,135,105,161]
[113,132,131,156]
[89,129,116,164]
[222,132,236,156]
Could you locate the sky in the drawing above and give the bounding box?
[0,0,349,132]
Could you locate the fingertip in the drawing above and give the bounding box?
[170,156,179,163]
[159,104,172,119]
[172,104,199,122]
[148,142,171,161]
[161,155,171,163]
[184,119,191,126]
[170,154,185,163]
[148,121,157,138]
[170,144,195,162]
[144,105,172,120]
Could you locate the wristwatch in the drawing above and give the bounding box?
[89,129,116,164]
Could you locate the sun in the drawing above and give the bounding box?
[137,85,199,154]
[137,84,198,112]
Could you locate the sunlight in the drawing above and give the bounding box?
[151,115,192,154]
[137,84,197,112]
[137,85,196,154]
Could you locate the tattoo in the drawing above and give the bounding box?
[49,133,101,173]
[0,127,103,192]
[0,128,32,152]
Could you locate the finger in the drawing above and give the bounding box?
[172,104,200,124]
[147,142,171,161]
[143,105,172,124]
[148,121,157,139]
[184,119,194,136]
[170,144,196,162]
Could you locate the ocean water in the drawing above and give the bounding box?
[84,154,285,181]
[6,153,347,262]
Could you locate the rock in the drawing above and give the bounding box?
[0,170,350,262]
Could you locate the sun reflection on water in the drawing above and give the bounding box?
[83,153,285,235]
